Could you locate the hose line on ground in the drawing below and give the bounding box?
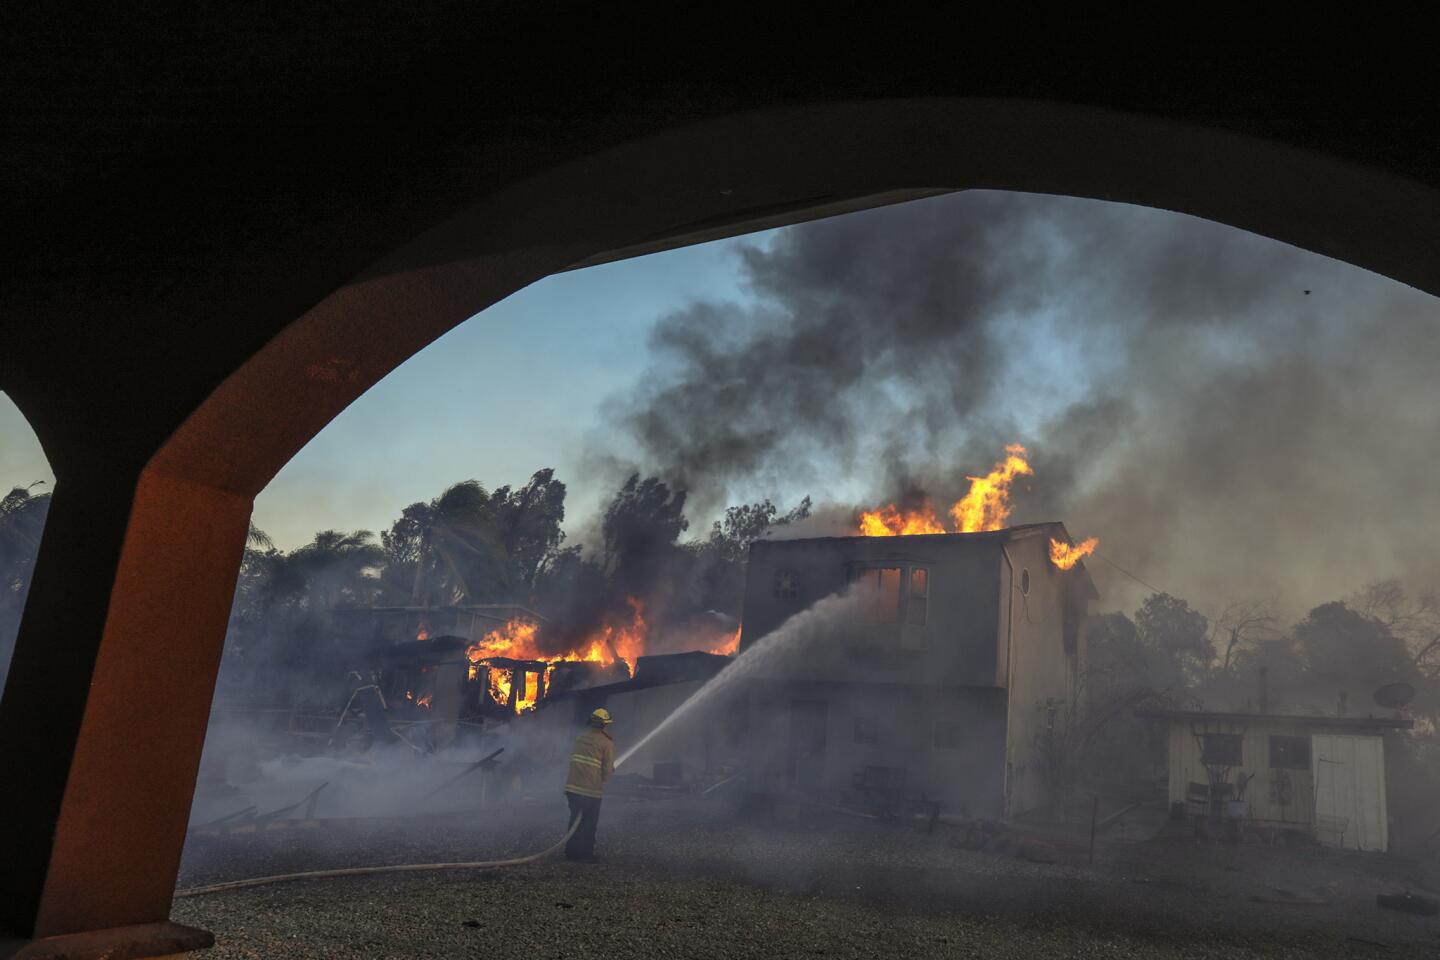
[174,815,583,899]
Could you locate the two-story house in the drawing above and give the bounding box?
[737,522,1097,818]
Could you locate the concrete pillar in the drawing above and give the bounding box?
[0,467,248,952]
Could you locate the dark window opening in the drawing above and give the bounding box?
[934,720,965,749]
[773,568,799,599]
[853,566,902,623]
[1200,733,1243,765]
[907,567,929,625]
[1269,735,1310,770]
[853,716,879,744]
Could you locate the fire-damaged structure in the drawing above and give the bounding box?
[326,604,629,752]
[738,522,1098,819]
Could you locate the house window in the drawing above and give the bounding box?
[934,720,965,749]
[1200,733,1243,766]
[773,569,799,599]
[1269,735,1311,770]
[907,567,929,625]
[853,716,879,744]
[853,566,902,623]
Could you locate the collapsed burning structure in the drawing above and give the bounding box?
[309,593,740,757]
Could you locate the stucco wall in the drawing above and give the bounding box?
[998,533,1084,816]
[745,680,1007,818]
[742,536,1003,687]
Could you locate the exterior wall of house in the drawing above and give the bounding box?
[744,680,1008,818]
[997,533,1088,816]
[742,536,1005,688]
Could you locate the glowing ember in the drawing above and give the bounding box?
[416,693,433,708]
[856,445,1034,536]
[1049,536,1098,570]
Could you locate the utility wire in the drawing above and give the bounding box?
[1092,550,1170,597]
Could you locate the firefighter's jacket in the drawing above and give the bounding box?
[564,727,615,798]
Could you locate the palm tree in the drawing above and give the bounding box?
[385,481,511,606]
[289,530,385,611]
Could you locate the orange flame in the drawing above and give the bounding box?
[858,445,1034,537]
[708,626,742,656]
[858,502,947,537]
[1049,536,1098,570]
[464,600,651,714]
[952,444,1033,533]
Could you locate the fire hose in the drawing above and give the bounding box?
[173,814,582,899]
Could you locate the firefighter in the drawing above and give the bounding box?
[563,707,615,862]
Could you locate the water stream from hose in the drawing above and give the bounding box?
[615,591,859,768]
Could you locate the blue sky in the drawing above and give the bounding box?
[1,229,784,551]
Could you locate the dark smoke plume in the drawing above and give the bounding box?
[607,190,1440,617]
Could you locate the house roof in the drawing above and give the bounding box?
[544,651,732,703]
[753,521,1100,598]
[1135,708,1413,731]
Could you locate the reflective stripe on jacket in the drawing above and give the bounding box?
[564,727,615,798]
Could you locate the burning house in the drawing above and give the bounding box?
[738,522,1098,819]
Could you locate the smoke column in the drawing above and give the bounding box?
[604,190,1440,616]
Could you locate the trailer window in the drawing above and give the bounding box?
[1200,733,1243,765]
[1269,735,1310,770]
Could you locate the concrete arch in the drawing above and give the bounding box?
[6,90,1440,953]
[156,97,1440,494]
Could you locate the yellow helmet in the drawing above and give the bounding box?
[590,707,613,726]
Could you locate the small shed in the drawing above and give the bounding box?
[1136,708,1412,852]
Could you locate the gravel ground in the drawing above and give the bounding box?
[173,793,1440,958]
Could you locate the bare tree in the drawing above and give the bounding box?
[1352,579,1440,680]
[1207,597,1282,676]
